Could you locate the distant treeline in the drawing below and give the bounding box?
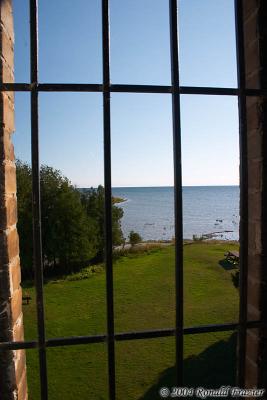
[16,161,124,279]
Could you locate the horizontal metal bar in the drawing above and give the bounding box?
[1,83,267,97]
[180,86,238,96]
[47,334,106,347]
[115,320,266,340]
[184,323,237,335]
[0,320,265,351]
[38,83,103,92]
[0,83,32,91]
[181,87,267,97]
[183,319,265,334]
[115,328,175,341]
[110,84,172,93]
[0,340,38,350]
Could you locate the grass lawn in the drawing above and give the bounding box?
[22,242,239,400]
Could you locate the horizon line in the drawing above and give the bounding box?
[77,184,240,189]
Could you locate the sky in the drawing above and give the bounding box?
[13,0,239,187]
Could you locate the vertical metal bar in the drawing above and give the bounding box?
[235,0,248,387]
[102,1,116,399]
[29,1,48,399]
[169,0,184,386]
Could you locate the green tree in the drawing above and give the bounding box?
[40,166,98,270]
[80,185,124,258]
[17,162,98,277]
[16,162,124,278]
[16,161,33,273]
[129,230,142,246]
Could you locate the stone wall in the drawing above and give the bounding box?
[243,0,267,390]
[0,0,27,398]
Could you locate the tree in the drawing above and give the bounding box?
[19,162,97,277]
[39,166,98,270]
[129,230,142,246]
[16,161,33,274]
[80,185,124,258]
[17,162,120,278]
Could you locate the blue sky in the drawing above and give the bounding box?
[13,0,239,187]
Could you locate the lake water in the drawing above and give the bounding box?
[112,186,239,241]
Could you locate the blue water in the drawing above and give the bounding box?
[112,186,239,241]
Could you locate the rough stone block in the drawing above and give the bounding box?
[0,0,14,42]
[245,39,261,79]
[246,69,261,89]
[15,349,26,383]
[247,128,263,160]
[17,369,28,400]
[0,228,20,269]
[245,356,259,388]
[246,329,260,364]
[0,92,15,133]
[246,97,262,133]
[243,0,260,23]
[0,131,15,161]
[0,162,17,194]
[247,160,262,192]
[248,190,262,222]
[6,195,17,226]
[247,276,261,312]
[248,253,262,281]
[11,287,22,324]
[13,314,24,342]
[10,257,21,293]
[248,221,262,255]
[247,304,261,322]
[0,55,14,83]
[0,195,17,231]
[0,26,14,69]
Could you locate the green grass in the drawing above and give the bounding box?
[22,242,239,400]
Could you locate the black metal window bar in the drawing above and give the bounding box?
[0,0,266,399]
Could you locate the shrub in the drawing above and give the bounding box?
[128,231,142,246]
[65,265,104,282]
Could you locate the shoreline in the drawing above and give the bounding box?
[114,238,239,252]
[112,196,127,204]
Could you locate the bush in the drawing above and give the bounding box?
[129,231,142,246]
[65,265,104,282]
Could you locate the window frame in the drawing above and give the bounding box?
[0,0,265,399]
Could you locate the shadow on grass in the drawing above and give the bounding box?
[218,259,238,271]
[139,333,236,400]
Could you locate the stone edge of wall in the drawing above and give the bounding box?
[0,1,27,399]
